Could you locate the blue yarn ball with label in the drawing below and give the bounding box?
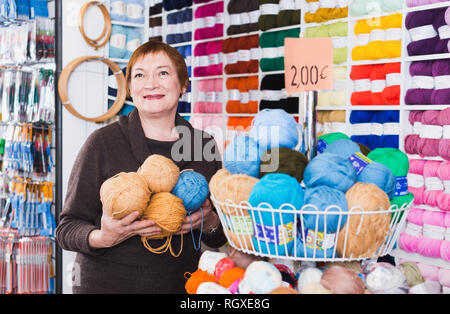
[172,170,209,214]
[323,139,362,159]
[224,135,261,178]
[303,153,357,192]
[248,173,304,256]
[357,161,396,199]
[294,238,336,258]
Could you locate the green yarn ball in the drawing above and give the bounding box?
[260,147,308,183]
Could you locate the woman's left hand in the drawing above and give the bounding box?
[175,198,220,235]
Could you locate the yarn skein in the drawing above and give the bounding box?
[137,154,180,192]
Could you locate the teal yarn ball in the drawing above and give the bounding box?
[249,109,300,152]
[224,135,261,178]
[303,153,357,192]
[248,173,304,256]
[323,139,362,159]
[302,186,348,233]
[357,161,396,199]
[172,170,209,214]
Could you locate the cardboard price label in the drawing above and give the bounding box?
[284,37,334,93]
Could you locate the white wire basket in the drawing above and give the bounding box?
[211,194,412,262]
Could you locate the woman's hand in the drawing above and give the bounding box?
[174,198,220,235]
[89,211,162,249]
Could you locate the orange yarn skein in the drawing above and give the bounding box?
[185,269,218,294]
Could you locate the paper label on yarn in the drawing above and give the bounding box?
[250,90,260,101]
[369,29,385,42]
[195,17,205,29]
[385,28,402,41]
[444,180,450,193]
[205,16,216,28]
[434,75,450,90]
[305,230,336,251]
[412,76,435,89]
[317,139,328,153]
[445,229,450,241]
[383,123,400,135]
[261,90,282,101]
[371,123,383,136]
[197,91,207,102]
[332,37,347,49]
[240,92,249,104]
[249,10,260,23]
[183,21,192,33]
[407,173,424,188]
[127,39,141,52]
[260,3,279,15]
[413,122,423,135]
[208,53,220,66]
[238,49,251,62]
[444,125,450,139]
[239,12,250,25]
[356,33,370,46]
[228,89,241,101]
[254,222,294,246]
[176,23,184,34]
[438,25,450,39]
[308,2,320,13]
[386,73,401,87]
[422,224,445,240]
[250,48,261,60]
[198,56,210,67]
[424,176,444,191]
[110,34,127,49]
[348,152,373,175]
[226,52,238,64]
[111,2,126,15]
[420,125,443,139]
[261,47,283,59]
[167,24,177,35]
[353,79,371,92]
[230,215,254,235]
[216,13,224,24]
[371,80,386,93]
[151,26,162,37]
[127,4,144,19]
[351,123,371,136]
[185,55,192,67]
[229,14,240,26]
[394,176,409,197]
[409,25,437,42]
[279,0,296,11]
[405,222,422,238]
[206,91,217,102]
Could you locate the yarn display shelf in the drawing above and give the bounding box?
[316,106,348,111]
[405,53,450,62]
[402,105,450,110]
[405,1,450,13]
[406,153,446,162]
[111,20,146,28]
[211,194,411,262]
[391,247,450,270]
[349,58,403,66]
[350,105,401,111]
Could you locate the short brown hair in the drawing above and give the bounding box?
[125,40,190,96]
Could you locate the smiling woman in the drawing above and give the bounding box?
[55,41,227,294]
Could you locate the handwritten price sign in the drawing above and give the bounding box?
[284,37,334,94]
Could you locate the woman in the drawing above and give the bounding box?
[56,41,227,294]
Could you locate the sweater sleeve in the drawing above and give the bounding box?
[55,130,108,256]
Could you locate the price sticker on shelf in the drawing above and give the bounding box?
[284,37,334,93]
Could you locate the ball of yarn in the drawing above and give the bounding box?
[320,265,365,294]
[357,161,396,199]
[214,174,258,211]
[198,250,227,275]
[300,282,333,294]
[209,168,231,199]
[317,132,350,153]
[297,267,323,294]
[249,173,304,256]
[337,183,391,258]
[365,262,409,294]
[260,147,308,183]
[323,139,362,159]
[399,262,426,289]
[196,282,231,294]
[302,186,348,233]
[138,154,180,192]
[238,261,282,294]
[185,269,217,294]
[172,170,209,213]
[100,172,151,219]
[249,109,300,152]
[214,257,235,281]
[303,153,357,192]
[224,135,261,177]
[219,267,246,288]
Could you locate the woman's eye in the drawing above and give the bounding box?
[134,73,143,78]
[160,71,169,77]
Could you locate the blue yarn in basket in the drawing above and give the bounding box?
[294,238,336,259]
[248,173,304,256]
[172,170,209,250]
[303,153,357,192]
[301,186,348,233]
[323,139,361,159]
[224,135,261,178]
[249,109,300,152]
[357,161,395,199]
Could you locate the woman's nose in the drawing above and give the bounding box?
[144,75,158,89]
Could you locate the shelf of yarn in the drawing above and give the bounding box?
[211,195,411,262]
[111,20,146,28]
[405,0,450,13]
[392,248,450,270]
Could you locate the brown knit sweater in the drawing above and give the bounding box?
[56,109,227,294]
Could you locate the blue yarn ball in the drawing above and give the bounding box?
[109,25,127,59]
[249,109,300,152]
[301,186,348,233]
[303,153,357,192]
[323,139,361,159]
[357,161,395,199]
[248,173,304,256]
[224,135,261,178]
[294,238,336,258]
[172,170,209,214]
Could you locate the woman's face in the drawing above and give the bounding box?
[129,51,186,117]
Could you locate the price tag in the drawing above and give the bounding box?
[284,37,334,93]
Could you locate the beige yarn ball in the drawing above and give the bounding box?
[138,154,180,192]
[209,168,231,200]
[100,172,151,219]
[337,182,391,258]
[216,174,259,215]
[300,282,332,294]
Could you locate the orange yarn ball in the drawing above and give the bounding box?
[218,267,246,288]
[138,154,180,192]
[209,168,231,199]
[185,269,218,294]
[100,172,151,219]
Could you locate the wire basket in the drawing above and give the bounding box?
[211,194,412,262]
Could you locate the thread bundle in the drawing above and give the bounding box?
[194,78,222,113]
[259,28,300,72]
[304,0,348,24]
[405,7,450,56]
[349,110,400,150]
[316,111,346,137]
[405,108,450,161]
[110,25,143,60]
[193,40,223,77]
[405,59,450,105]
[149,0,163,16]
[194,1,224,40]
[260,74,299,114]
[350,0,404,17]
[149,15,163,42]
[351,13,402,61]
[162,0,192,11]
[317,67,347,107]
[226,76,259,114]
[110,0,145,24]
[227,0,259,35]
[222,35,259,75]
[350,63,401,106]
[166,7,192,44]
[258,0,301,31]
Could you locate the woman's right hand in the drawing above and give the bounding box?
[89,211,162,248]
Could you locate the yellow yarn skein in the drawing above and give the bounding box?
[138,154,180,192]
